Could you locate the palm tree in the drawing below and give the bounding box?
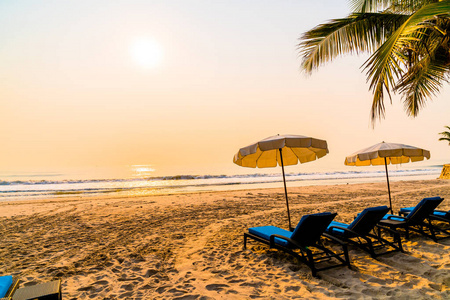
[298,0,450,123]
[439,126,450,145]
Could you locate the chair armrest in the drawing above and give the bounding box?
[430,215,449,222]
[375,224,401,235]
[322,233,347,246]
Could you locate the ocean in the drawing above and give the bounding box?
[0,165,443,201]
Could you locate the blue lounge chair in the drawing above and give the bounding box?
[400,202,449,223]
[378,197,446,242]
[398,197,450,240]
[243,212,350,277]
[327,206,403,258]
[0,275,19,300]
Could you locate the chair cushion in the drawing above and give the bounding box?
[381,214,406,221]
[0,275,13,298]
[434,210,449,218]
[248,226,292,247]
[249,212,335,248]
[327,221,349,235]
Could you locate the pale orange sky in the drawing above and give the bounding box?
[1,0,449,177]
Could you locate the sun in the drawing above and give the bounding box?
[130,38,163,69]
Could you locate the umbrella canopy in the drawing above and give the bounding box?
[233,134,329,230]
[345,141,430,213]
[345,142,430,166]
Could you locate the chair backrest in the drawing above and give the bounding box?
[348,206,389,235]
[291,212,337,246]
[406,197,444,224]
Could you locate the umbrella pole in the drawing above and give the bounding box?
[384,157,393,214]
[279,148,292,231]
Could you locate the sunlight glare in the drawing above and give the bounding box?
[131,165,156,178]
[130,38,163,68]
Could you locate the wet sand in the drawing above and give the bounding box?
[1,179,450,299]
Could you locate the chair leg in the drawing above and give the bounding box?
[394,232,404,252]
[360,236,376,258]
[306,250,318,277]
[342,244,351,267]
[426,219,438,242]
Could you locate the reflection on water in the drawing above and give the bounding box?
[131,165,156,178]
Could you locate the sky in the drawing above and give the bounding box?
[1,0,449,178]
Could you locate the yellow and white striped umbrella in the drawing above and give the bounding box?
[233,134,329,168]
[233,134,329,230]
[345,141,430,213]
[345,142,430,166]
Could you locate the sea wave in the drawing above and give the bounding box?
[0,167,442,200]
[0,167,441,186]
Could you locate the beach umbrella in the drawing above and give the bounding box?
[233,134,329,230]
[345,141,430,214]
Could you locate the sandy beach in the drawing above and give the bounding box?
[1,179,450,299]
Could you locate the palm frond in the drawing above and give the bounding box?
[438,125,450,144]
[363,0,450,121]
[439,126,450,136]
[394,22,450,116]
[350,0,439,14]
[395,57,448,116]
[350,0,435,13]
[389,1,439,13]
[439,136,450,145]
[350,0,391,13]
[299,13,408,73]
